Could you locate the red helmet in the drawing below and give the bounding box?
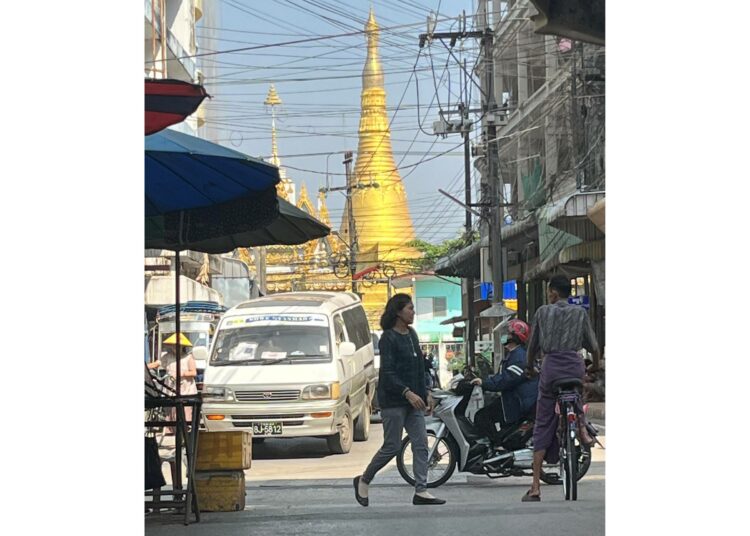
[507,319,530,345]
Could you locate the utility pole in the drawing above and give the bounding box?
[419,15,492,366]
[482,25,503,307]
[319,150,377,298]
[343,151,358,295]
[461,99,475,362]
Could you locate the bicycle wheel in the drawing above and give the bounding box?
[559,411,571,500]
[566,403,578,501]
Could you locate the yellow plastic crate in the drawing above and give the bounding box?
[195,471,246,512]
[196,431,252,471]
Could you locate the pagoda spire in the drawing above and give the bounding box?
[265,84,292,200]
[348,8,419,326]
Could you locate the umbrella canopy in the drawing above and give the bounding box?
[145,129,281,249]
[145,78,209,135]
[154,197,331,253]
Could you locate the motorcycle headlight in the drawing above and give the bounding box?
[301,383,340,400]
[203,386,234,401]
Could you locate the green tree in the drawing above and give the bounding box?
[407,231,479,272]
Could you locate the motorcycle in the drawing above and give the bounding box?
[396,372,598,488]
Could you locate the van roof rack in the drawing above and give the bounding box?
[157,301,226,317]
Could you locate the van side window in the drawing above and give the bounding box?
[334,314,346,344]
[342,306,370,350]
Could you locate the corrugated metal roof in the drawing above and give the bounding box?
[543,192,605,241]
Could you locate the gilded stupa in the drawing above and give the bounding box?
[257,85,348,294]
[342,8,420,325]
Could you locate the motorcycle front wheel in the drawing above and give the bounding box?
[397,433,457,488]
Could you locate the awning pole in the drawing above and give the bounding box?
[174,249,182,491]
[175,250,181,398]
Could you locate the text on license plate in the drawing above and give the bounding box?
[252,422,283,436]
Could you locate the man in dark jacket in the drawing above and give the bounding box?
[473,319,537,445]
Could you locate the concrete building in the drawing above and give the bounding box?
[144,0,262,322]
[437,0,605,353]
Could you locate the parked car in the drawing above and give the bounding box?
[201,292,377,454]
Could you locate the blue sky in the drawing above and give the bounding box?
[198,0,480,243]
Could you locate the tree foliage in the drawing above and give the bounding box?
[407,231,479,272]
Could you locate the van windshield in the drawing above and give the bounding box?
[210,325,332,365]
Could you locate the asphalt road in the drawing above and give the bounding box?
[146,421,605,535]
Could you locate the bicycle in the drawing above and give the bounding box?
[551,377,594,501]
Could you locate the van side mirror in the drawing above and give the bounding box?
[192,346,208,364]
[339,341,356,357]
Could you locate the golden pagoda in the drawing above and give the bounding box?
[258,85,349,294]
[342,8,420,325]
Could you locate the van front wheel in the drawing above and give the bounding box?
[326,405,353,454]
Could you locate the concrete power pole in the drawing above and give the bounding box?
[482,20,503,306]
[320,150,375,298]
[343,151,358,295]
[418,14,496,364]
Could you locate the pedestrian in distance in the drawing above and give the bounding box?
[522,275,601,502]
[354,294,446,506]
[161,333,199,425]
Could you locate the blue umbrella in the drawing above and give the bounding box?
[145,128,282,400]
[145,129,281,251]
[146,128,279,215]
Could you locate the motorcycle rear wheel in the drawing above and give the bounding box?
[397,433,458,489]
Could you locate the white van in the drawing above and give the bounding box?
[201,292,377,454]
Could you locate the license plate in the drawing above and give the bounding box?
[252,422,283,436]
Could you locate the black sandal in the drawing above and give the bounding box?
[353,476,368,507]
[522,490,541,502]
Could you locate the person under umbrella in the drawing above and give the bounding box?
[161,333,198,424]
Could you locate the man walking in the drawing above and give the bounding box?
[522,275,600,502]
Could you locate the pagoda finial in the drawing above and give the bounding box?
[363,8,382,90]
[264,84,282,107]
[264,84,289,196]
[366,6,378,34]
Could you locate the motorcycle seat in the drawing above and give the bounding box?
[550,377,583,393]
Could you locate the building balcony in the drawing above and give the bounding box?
[144,0,197,82]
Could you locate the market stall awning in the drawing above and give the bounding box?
[529,0,605,46]
[434,238,484,278]
[145,78,209,135]
[543,192,605,242]
[434,217,539,278]
[440,314,467,326]
[588,198,605,234]
[524,239,604,282]
[479,302,517,318]
[144,275,223,308]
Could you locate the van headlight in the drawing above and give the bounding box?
[301,382,340,400]
[203,386,234,401]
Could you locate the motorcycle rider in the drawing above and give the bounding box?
[471,319,539,446]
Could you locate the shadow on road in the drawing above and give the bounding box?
[251,437,333,460]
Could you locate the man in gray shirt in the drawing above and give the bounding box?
[522,275,601,502]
